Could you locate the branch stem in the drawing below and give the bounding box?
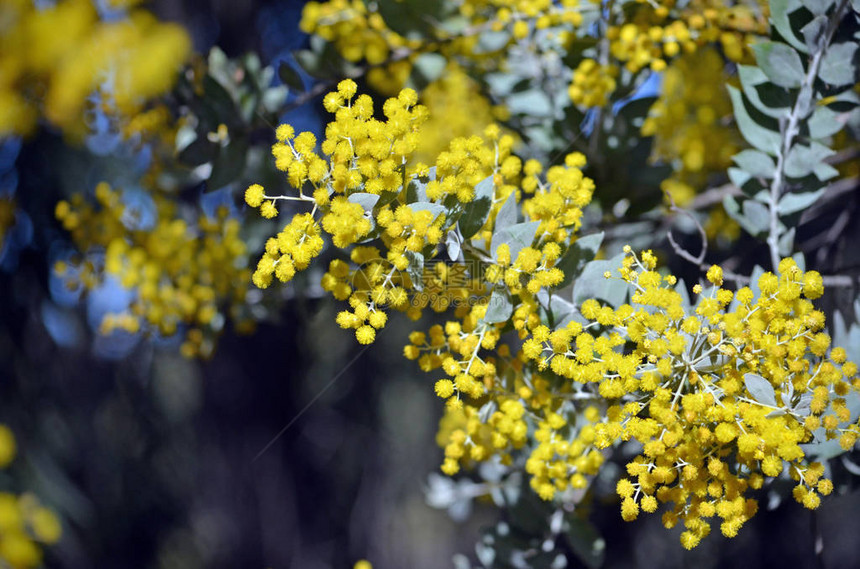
[766,0,850,270]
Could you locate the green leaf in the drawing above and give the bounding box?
[474,30,512,54]
[405,250,425,291]
[494,191,518,234]
[565,517,606,569]
[491,221,541,260]
[738,65,794,119]
[770,0,809,53]
[277,62,305,93]
[572,253,628,308]
[483,288,514,324]
[732,149,776,178]
[408,52,448,90]
[177,137,214,167]
[207,138,248,191]
[784,142,834,178]
[807,105,844,138]
[376,0,445,37]
[728,86,783,155]
[751,41,806,88]
[778,226,796,256]
[723,195,771,236]
[728,167,753,189]
[744,373,778,407]
[802,15,828,52]
[409,201,446,220]
[507,90,554,118]
[779,188,825,214]
[347,192,380,212]
[201,76,240,129]
[459,175,495,239]
[553,232,604,290]
[446,230,462,261]
[819,42,859,86]
[814,161,839,181]
[803,0,835,16]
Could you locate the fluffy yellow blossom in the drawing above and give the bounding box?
[569,59,618,109]
[0,426,62,569]
[641,48,741,207]
[55,183,251,357]
[0,0,190,138]
[520,250,858,546]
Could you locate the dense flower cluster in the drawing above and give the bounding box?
[301,0,421,65]
[414,65,508,164]
[641,48,740,206]
[568,60,619,109]
[248,81,534,343]
[0,0,190,139]
[0,425,62,569]
[55,183,250,358]
[521,250,858,547]
[300,0,586,94]
[607,0,768,74]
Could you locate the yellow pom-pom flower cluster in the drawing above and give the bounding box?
[521,250,859,547]
[249,81,536,344]
[0,425,62,569]
[0,0,190,139]
[300,0,587,95]
[55,183,251,357]
[608,1,768,74]
[300,0,420,65]
[414,64,508,165]
[568,60,619,109]
[641,48,740,206]
[521,152,593,239]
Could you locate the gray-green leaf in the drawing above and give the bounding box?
[572,253,628,308]
[807,105,844,138]
[744,373,778,407]
[733,149,776,178]
[770,0,809,53]
[406,250,425,291]
[738,65,794,119]
[409,201,446,220]
[819,42,859,86]
[784,142,835,178]
[728,86,782,155]
[802,15,828,52]
[751,41,805,88]
[494,191,518,231]
[483,288,514,324]
[779,189,825,214]
[491,221,541,260]
[348,192,380,212]
[553,232,604,290]
[459,175,495,238]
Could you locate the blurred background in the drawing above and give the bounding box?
[1,1,860,568]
